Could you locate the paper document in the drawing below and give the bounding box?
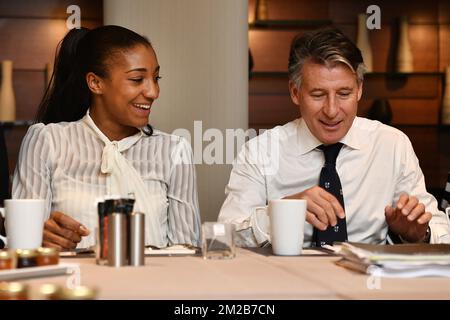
[145,244,198,256]
[334,242,450,278]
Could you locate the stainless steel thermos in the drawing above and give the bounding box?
[108,212,128,267]
[130,212,145,266]
[96,197,145,267]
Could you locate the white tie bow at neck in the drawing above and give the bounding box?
[83,112,165,247]
[100,141,133,196]
[100,142,119,174]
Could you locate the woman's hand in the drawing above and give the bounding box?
[43,211,90,250]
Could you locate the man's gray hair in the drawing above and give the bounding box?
[288,28,366,88]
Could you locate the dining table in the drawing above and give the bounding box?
[17,246,450,300]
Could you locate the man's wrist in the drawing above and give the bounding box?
[398,226,431,244]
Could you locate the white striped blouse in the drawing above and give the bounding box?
[12,113,201,249]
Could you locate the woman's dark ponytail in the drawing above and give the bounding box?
[36,28,90,124]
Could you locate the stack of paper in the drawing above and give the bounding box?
[332,242,450,278]
[144,244,198,256]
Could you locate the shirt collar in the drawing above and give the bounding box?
[82,109,144,152]
[297,117,362,155]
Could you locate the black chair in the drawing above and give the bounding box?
[441,172,450,213]
[0,125,9,249]
[0,126,8,202]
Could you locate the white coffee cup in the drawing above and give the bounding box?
[0,199,46,249]
[268,199,306,256]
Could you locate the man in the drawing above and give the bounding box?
[219,28,450,247]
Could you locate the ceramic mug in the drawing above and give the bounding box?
[0,199,46,249]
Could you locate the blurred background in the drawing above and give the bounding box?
[0,0,449,223]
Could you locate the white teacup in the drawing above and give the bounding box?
[0,199,46,249]
[268,199,306,256]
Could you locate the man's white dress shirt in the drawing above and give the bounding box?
[218,117,450,247]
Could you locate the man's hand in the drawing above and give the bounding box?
[284,186,345,230]
[43,211,90,250]
[385,193,431,243]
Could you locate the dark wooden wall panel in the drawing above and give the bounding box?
[265,0,330,21]
[0,18,102,70]
[389,99,440,125]
[409,25,439,72]
[249,75,290,94]
[362,75,441,99]
[249,30,299,72]
[0,0,103,19]
[14,71,46,121]
[400,126,450,191]
[366,25,393,72]
[0,18,69,70]
[249,0,330,22]
[329,0,376,23]
[439,0,450,23]
[249,95,298,126]
[329,0,439,24]
[3,127,28,180]
[440,25,450,70]
[356,100,372,117]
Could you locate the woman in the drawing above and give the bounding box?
[12,25,201,250]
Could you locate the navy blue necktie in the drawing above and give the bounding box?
[312,143,348,247]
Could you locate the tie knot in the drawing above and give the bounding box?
[319,143,343,166]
